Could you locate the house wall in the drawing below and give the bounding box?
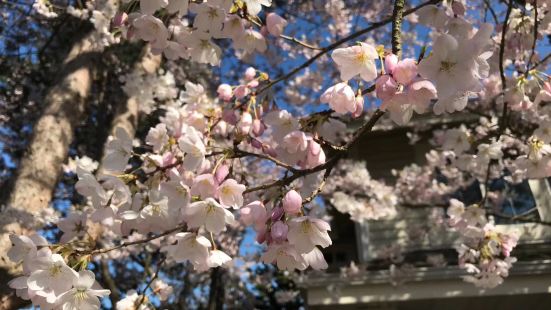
[307,271,551,309]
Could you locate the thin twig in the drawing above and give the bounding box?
[280,34,323,50]
[499,0,513,131]
[137,256,167,307]
[232,148,299,172]
[86,224,186,256]
[525,1,539,77]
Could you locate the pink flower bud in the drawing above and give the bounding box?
[352,95,364,118]
[375,75,398,101]
[251,138,263,149]
[234,85,250,99]
[260,26,269,37]
[244,67,256,81]
[222,109,238,125]
[385,54,398,73]
[217,84,233,101]
[271,206,284,221]
[262,144,278,157]
[266,13,288,37]
[270,221,288,242]
[256,226,267,243]
[252,119,265,136]
[214,164,229,184]
[113,12,128,27]
[282,190,302,214]
[452,1,466,16]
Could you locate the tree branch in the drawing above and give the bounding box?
[499,0,513,131]
[391,0,406,56]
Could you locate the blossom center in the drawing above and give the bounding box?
[74,288,88,302]
[49,264,63,277]
[300,221,311,234]
[355,52,369,64]
[207,7,219,19]
[439,61,456,72]
[529,138,544,155]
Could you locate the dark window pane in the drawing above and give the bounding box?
[489,178,539,224]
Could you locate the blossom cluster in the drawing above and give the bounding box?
[9,0,551,306]
[325,160,397,222]
[112,0,286,65]
[7,234,110,309]
[447,199,519,289]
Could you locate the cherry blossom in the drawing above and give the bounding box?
[320,82,357,115]
[56,270,110,310]
[287,217,332,253]
[185,198,236,234]
[216,179,246,209]
[266,13,287,37]
[331,43,378,82]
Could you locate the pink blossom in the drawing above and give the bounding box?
[331,43,378,82]
[240,201,267,230]
[266,13,287,37]
[282,131,309,154]
[393,58,418,85]
[191,174,217,199]
[320,82,357,114]
[377,55,436,124]
[375,75,398,101]
[247,79,259,88]
[216,179,246,209]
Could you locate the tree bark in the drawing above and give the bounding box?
[97,47,161,176]
[0,5,115,306]
[207,267,225,310]
[93,49,161,308]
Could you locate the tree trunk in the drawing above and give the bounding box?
[207,267,225,310]
[0,10,113,307]
[97,48,161,175]
[93,49,161,308]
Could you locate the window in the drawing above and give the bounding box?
[489,178,539,224]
